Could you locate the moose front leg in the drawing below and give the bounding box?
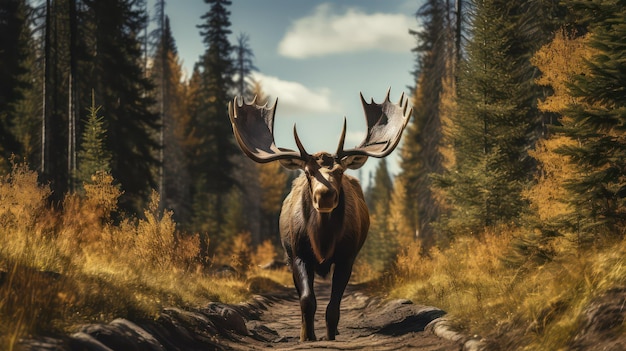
[292,257,317,341]
[325,261,352,340]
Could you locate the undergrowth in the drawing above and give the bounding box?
[0,161,288,350]
[387,225,626,350]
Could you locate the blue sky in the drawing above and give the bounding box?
[155,0,422,183]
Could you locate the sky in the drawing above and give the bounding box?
[155,0,422,184]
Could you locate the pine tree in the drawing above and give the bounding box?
[80,0,159,213]
[401,0,448,246]
[76,92,112,186]
[191,0,238,235]
[233,33,257,98]
[434,0,541,235]
[557,1,626,238]
[366,158,393,212]
[0,0,31,171]
[361,159,396,272]
[0,0,41,168]
[150,12,194,224]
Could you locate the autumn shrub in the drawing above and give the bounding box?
[229,232,253,276]
[0,162,253,350]
[252,239,278,266]
[388,224,626,350]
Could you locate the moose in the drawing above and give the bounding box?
[228,90,411,342]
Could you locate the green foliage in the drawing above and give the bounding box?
[360,159,398,274]
[76,92,112,187]
[0,0,33,171]
[401,0,448,246]
[434,0,541,236]
[190,0,239,235]
[556,0,626,239]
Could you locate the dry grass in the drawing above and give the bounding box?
[387,225,626,349]
[0,161,287,350]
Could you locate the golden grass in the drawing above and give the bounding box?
[0,162,287,350]
[387,225,626,349]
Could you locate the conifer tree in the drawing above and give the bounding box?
[361,159,396,272]
[191,0,238,235]
[233,33,257,98]
[80,0,159,213]
[557,1,626,237]
[0,0,31,170]
[150,12,193,224]
[366,158,393,213]
[76,92,112,186]
[401,0,462,247]
[0,0,41,167]
[434,0,539,235]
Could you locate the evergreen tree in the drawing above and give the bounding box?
[366,158,393,213]
[150,13,193,224]
[0,0,41,168]
[434,0,541,235]
[401,0,449,247]
[557,1,626,237]
[0,0,31,170]
[41,0,74,199]
[361,159,396,272]
[80,0,159,213]
[191,0,238,235]
[233,33,257,98]
[76,92,112,185]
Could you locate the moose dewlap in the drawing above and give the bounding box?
[228,90,411,342]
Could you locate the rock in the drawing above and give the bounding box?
[569,287,626,351]
[204,302,251,336]
[77,318,164,351]
[69,332,114,351]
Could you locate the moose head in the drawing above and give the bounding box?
[228,89,410,216]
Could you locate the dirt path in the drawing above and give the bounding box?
[20,279,467,351]
[214,280,463,351]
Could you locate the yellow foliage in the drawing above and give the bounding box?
[230,232,253,275]
[531,30,593,114]
[524,136,578,222]
[252,239,278,266]
[0,162,262,349]
[256,162,287,214]
[389,224,626,350]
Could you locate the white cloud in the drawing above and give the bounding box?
[278,3,414,59]
[251,72,339,116]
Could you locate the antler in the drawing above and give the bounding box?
[228,96,308,163]
[337,89,412,158]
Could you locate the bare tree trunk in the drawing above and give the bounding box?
[158,0,165,206]
[68,0,78,191]
[42,0,51,176]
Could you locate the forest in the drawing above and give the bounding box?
[1,0,626,350]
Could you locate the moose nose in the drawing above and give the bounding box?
[314,189,338,213]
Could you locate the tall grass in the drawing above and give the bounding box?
[0,161,285,350]
[388,225,626,349]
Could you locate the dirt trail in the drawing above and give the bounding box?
[214,280,463,351]
[20,279,468,351]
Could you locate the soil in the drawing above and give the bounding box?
[19,278,471,351]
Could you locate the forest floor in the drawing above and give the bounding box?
[20,278,472,351]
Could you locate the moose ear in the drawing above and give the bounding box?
[341,155,369,170]
[279,158,307,170]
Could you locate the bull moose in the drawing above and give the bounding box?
[228,90,411,341]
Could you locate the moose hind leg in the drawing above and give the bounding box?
[292,257,317,341]
[326,262,352,340]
